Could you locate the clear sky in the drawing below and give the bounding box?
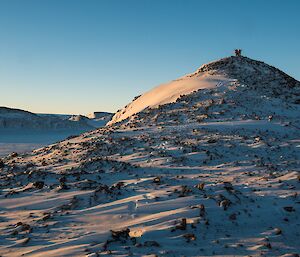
[0,0,299,115]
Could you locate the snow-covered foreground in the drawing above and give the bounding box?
[0,56,299,257]
[0,120,299,257]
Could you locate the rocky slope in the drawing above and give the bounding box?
[109,56,300,125]
[0,56,299,257]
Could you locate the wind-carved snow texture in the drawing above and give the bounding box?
[0,56,299,257]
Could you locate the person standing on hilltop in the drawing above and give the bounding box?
[235,49,242,57]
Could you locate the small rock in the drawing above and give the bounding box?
[199,204,206,218]
[274,227,282,235]
[207,139,217,144]
[195,183,205,190]
[183,233,196,242]
[20,224,31,231]
[58,182,69,191]
[283,206,295,212]
[262,242,272,249]
[219,199,231,210]
[111,228,130,240]
[59,176,67,183]
[10,152,18,158]
[153,177,161,183]
[33,181,44,189]
[176,218,187,230]
[229,213,237,220]
[143,241,160,247]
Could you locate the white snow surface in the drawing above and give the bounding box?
[0,56,300,257]
[108,74,230,125]
[109,56,300,125]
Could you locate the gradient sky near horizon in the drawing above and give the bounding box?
[0,0,299,115]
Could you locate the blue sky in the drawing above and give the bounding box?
[0,0,299,114]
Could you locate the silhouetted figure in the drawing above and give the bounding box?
[235,49,242,57]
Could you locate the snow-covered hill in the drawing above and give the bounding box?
[108,56,300,125]
[0,108,113,156]
[0,107,93,131]
[0,107,113,131]
[0,56,299,257]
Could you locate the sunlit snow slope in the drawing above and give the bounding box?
[108,74,230,125]
[108,56,299,125]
